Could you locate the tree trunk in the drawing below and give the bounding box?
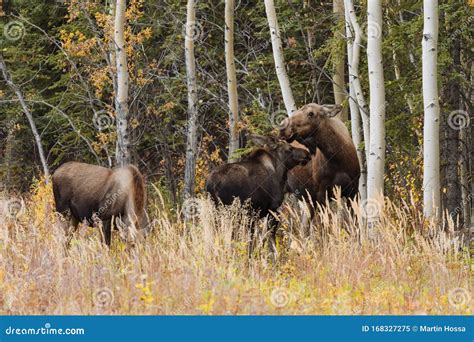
[225,0,239,162]
[114,0,131,166]
[366,0,386,206]
[344,1,367,201]
[264,0,297,116]
[303,0,315,48]
[469,63,474,241]
[444,32,462,226]
[460,127,470,230]
[332,0,348,121]
[108,0,117,95]
[0,54,50,178]
[183,0,199,198]
[345,0,370,163]
[422,0,441,218]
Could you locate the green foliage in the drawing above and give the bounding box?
[0,0,472,203]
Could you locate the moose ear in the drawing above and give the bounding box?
[249,134,270,147]
[321,104,342,118]
[250,135,279,148]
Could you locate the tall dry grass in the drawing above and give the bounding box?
[0,180,471,315]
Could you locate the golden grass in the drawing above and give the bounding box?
[0,181,471,315]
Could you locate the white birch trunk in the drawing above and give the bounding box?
[225,0,239,162]
[366,0,386,207]
[422,0,440,218]
[345,0,370,163]
[114,0,131,166]
[0,54,50,178]
[264,0,297,116]
[184,0,199,198]
[344,2,367,201]
[333,0,348,121]
[108,0,117,94]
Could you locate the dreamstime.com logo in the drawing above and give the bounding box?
[361,21,382,41]
[182,21,203,41]
[360,198,383,220]
[269,109,290,130]
[448,287,471,309]
[182,197,200,220]
[93,110,114,131]
[270,287,291,308]
[447,110,470,131]
[3,20,25,42]
[93,287,115,308]
[4,323,85,336]
[3,198,25,219]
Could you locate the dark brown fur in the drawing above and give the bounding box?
[52,161,147,245]
[280,103,360,206]
[205,135,311,250]
[206,136,311,216]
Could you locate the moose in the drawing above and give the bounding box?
[205,135,311,251]
[280,103,360,211]
[52,161,147,246]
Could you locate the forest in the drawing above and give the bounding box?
[0,0,472,314]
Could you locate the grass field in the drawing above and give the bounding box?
[0,181,471,315]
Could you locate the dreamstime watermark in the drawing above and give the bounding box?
[269,109,290,130]
[142,218,158,236]
[0,118,18,134]
[3,198,25,219]
[361,21,382,41]
[447,110,470,131]
[448,287,471,309]
[182,197,200,220]
[450,15,473,39]
[182,21,203,41]
[97,189,122,217]
[183,277,211,308]
[0,117,19,145]
[93,287,114,308]
[270,287,291,308]
[449,192,473,219]
[3,20,25,42]
[93,110,114,131]
[5,323,85,336]
[360,198,382,220]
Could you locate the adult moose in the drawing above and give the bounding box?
[52,162,147,246]
[206,135,311,252]
[280,103,360,210]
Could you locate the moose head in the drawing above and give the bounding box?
[249,134,311,169]
[279,103,342,143]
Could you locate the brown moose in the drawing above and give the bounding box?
[52,161,147,246]
[280,103,360,209]
[205,135,311,250]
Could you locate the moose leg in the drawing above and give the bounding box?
[248,221,256,258]
[267,214,279,261]
[101,219,112,246]
[298,198,313,237]
[64,216,79,248]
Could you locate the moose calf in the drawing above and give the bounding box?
[205,135,311,251]
[52,161,147,246]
